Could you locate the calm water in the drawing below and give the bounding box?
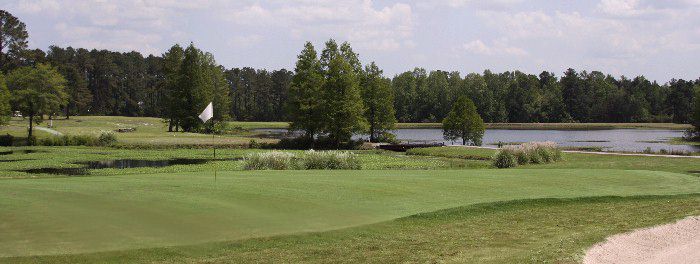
[389,129,698,152]
[256,128,699,153]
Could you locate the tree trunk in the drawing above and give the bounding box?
[369,108,376,143]
[28,115,33,145]
[168,118,173,132]
[462,137,467,145]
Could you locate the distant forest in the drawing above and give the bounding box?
[0,11,696,125]
[15,45,694,124]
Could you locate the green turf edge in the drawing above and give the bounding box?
[4,194,698,264]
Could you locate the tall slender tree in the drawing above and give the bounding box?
[320,39,367,147]
[0,72,10,124]
[361,62,396,142]
[162,44,184,131]
[288,42,325,139]
[0,10,29,73]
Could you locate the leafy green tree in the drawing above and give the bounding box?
[0,10,29,73]
[319,39,367,147]
[162,44,184,131]
[288,42,325,139]
[177,44,209,131]
[360,62,396,142]
[6,64,67,142]
[0,72,10,124]
[442,96,485,146]
[666,79,695,124]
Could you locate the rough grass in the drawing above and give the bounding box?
[408,146,700,176]
[3,195,699,263]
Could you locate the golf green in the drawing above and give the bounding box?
[1,169,698,257]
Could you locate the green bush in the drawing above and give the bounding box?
[38,132,117,147]
[515,151,529,165]
[0,134,14,146]
[493,149,517,168]
[301,150,361,170]
[98,132,117,146]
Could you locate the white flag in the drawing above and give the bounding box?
[199,102,213,123]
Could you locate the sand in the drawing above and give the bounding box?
[583,216,700,264]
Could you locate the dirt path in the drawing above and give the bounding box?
[34,126,63,136]
[583,216,700,264]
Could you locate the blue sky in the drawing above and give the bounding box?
[5,0,700,82]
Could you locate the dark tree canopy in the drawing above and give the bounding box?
[0,10,29,73]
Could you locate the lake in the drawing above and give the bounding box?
[256,128,699,153]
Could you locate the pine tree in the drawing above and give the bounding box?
[177,44,208,132]
[361,62,396,142]
[0,72,10,124]
[63,66,92,118]
[442,96,485,146]
[162,44,184,131]
[320,40,367,147]
[288,42,325,139]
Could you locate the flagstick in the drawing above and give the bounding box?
[213,128,217,182]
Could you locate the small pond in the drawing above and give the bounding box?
[18,158,216,176]
[256,128,699,153]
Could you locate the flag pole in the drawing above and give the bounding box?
[213,129,216,182]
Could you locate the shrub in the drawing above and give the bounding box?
[495,141,562,168]
[38,133,116,147]
[243,151,296,170]
[514,150,529,165]
[98,132,117,146]
[493,149,517,168]
[243,150,362,170]
[0,134,14,146]
[301,150,361,170]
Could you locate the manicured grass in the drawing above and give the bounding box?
[1,168,698,257]
[0,147,484,178]
[3,195,699,263]
[410,146,700,175]
[1,116,276,146]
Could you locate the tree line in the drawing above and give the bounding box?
[0,9,698,138]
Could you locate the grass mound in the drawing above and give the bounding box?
[5,195,698,263]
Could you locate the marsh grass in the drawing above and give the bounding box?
[494,142,562,168]
[243,150,361,170]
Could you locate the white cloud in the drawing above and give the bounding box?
[462,39,527,56]
[221,0,414,52]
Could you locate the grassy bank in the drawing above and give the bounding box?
[4,195,699,263]
[408,146,700,175]
[1,116,277,147]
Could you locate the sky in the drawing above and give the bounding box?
[4,0,700,82]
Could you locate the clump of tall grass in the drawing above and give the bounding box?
[302,150,361,170]
[38,132,117,146]
[243,150,362,170]
[243,151,296,170]
[493,142,562,168]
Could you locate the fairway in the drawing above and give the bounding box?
[1,168,699,257]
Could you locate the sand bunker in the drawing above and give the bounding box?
[583,216,700,264]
